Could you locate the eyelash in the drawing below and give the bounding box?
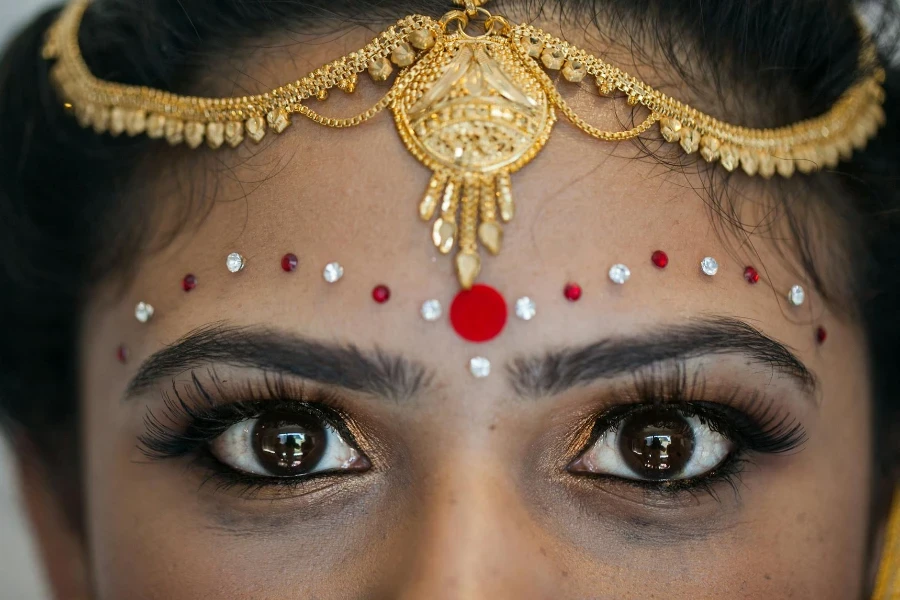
[138,371,363,496]
[579,365,807,498]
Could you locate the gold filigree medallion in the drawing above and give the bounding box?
[393,24,556,288]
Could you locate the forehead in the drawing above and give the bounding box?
[83,28,834,377]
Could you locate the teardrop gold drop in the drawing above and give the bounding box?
[478,222,503,255]
[455,251,481,290]
[432,218,457,254]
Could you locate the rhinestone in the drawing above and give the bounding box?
[700,257,719,276]
[788,284,805,306]
[116,345,128,364]
[134,302,154,323]
[651,250,669,269]
[515,296,536,321]
[743,266,760,284]
[608,264,631,285]
[564,282,582,302]
[816,326,827,344]
[226,252,245,273]
[372,285,391,304]
[182,274,197,291]
[421,299,442,321]
[469,357,491,379]
[281,253,298,272]
[323,262,344,283]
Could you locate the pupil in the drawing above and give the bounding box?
[618,409,695,480]
[252,412,327,477]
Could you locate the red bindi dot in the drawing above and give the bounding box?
[816,326,827,345]
[564,282,582,302]
[116,345,128,364]
[372,284,391,304]
[651,250,669,269]
[450,284,508,343]
[182,274,197,291]
[743,266,760,284]
[281,253,298,272]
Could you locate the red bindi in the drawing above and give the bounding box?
[563,282,582,302]
[450,284,508,343]
[743,266,760,284]
[651,250,669,269]
[372,284,391,304]
[816,326,827,345]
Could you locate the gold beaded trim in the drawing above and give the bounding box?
[43,0,887,290]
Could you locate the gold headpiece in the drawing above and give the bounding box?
[43,0,886,290]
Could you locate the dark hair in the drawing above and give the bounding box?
[0,0,898,521]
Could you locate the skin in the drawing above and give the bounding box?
[20,16,877,600]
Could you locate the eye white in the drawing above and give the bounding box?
[209,417,364,477]
[574,414,734,480]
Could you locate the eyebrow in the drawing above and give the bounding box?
[125,323,431,402]
[508,316,816,398]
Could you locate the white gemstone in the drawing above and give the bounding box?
[608,263,631,285]
[225,252,245,273]
[134,302,154,323]
[788,284,805,306]
[323,262,344,283]
[515,296,536,321]
[469,356,491,378]
[700,256,719,276]
[421,299,442,321]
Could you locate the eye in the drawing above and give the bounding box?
[569,406,735,481]
[209,410,369,478]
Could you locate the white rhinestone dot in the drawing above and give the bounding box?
[514,296,536,321]
[608,263,631,285]
[469,356,491,378]
[225,252,245,273]
[322,262,344,283]
[700,256,719,276]
[788,284,805,306]
[421,299,442,321]
[134,302,154,323]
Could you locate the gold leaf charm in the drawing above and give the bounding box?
[392,32,556,288]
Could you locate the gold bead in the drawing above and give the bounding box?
[266,108,291,133]
[659,117,682,143]
[391,41,416,67]
[245,116,266,143]
[368,56,393,81]
[526,35,544,58]
[184,122,205,149]
[432,218,457,254]
[109,107,126,137]
[455,251,481,290]
[596,77,614,97]
[561,60,586,83]
[224,121,244,148]
[718,144,738,171]
[408,28,435,50]
[739,148,759,176]
[315,88,328,101]
[164,119,184,146]
[679,127,700,154]
[478,222,503,255]
[775,156,794,178]
[337,73,358,94]
[146,114,166,139]
[758,153,775,178]
[699,136,721,162]
[540,48,565,70]
[93,107,110,134]
[626,93,641,106]
[206,122,225,149]
[794,147,817,174]
[74,103,94,128]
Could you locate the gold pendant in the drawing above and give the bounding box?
[392,18,557,289]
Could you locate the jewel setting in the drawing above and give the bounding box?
[788,284,805,306]
[281,253,298,272]
[651,250,669,269]
[700,257,719,276]
[608,264,631,285]
[743,266,760,284]
[182,274,197,291]
[421,299,443,322]
[372,285,391,304]
[564,283,582,302]
[323,262,344,283]
[134,302,154,323]
[469,356,492,378]
[226,252,245,273]
[515,296,536,321]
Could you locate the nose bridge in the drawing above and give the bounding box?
[395,460,555,599]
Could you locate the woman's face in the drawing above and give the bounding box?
[74,29,872,600]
